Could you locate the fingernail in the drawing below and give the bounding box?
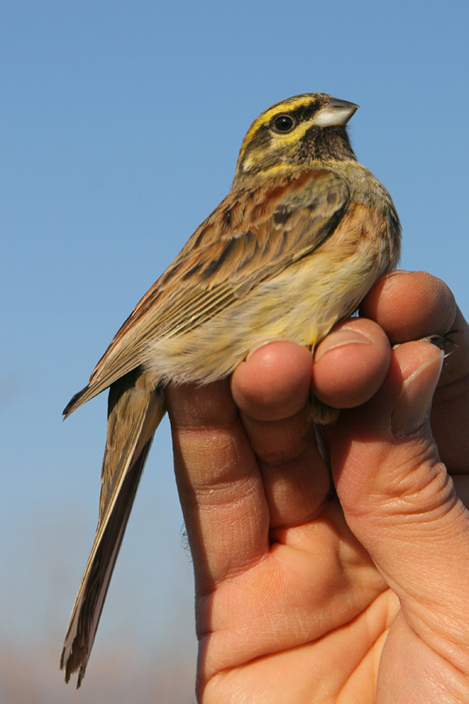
[385,269,414,277]
[314,328,371,362]
[391,351,444,437]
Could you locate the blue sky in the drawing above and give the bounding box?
[1,1,468,701]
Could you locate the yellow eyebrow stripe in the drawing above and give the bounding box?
[245,95,318,138]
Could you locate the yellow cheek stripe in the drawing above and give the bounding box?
[240,121,313,172]
[241,159,301,177]
[270,121,312,146]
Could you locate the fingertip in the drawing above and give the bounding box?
[360,271,457,343]
[312,318,391,409]
[231,341,312,421]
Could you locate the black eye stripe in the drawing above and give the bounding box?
[271,114,296,133]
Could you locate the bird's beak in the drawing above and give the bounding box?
[312,98,359,127]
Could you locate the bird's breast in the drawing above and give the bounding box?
[143,201,396,387]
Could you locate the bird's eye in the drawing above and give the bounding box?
[271,114,296,133]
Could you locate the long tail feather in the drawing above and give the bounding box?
[60,370,165,687]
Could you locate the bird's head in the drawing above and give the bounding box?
[234,93,358,184]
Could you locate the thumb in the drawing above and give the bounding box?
[330,341,469,674]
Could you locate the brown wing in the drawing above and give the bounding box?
[64,169,349,416]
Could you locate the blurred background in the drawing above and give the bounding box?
[1,1,468,702]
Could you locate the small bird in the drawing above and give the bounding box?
[60,93,401,686]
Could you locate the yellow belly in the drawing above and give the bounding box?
[144,237,387,386]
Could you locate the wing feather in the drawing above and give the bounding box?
[64,169,349,415]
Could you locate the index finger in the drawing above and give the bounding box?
[360,271,469,472]
[360,270,469,384]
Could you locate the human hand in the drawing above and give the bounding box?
[166,271,469,703]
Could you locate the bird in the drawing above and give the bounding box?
[60,92,401,687]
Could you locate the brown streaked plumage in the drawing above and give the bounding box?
[61,93,401,686]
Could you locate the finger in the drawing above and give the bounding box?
[361,271,469,471]
[359,270,469,385]
[332,340,469,674]
[231,325,391,527]
[231,340,312,422]
[360,270,457,344]
[312,317,391,408]
[232,342,330,527]
[165,379,269,591]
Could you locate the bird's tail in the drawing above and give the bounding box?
[60,369,165,688]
